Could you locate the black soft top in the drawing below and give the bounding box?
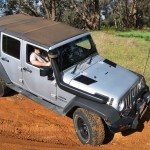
[0,14,86,49]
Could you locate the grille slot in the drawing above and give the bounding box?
[124,84,139,109]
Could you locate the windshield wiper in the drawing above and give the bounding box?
[88,55,93,64]
[71,63,80,74]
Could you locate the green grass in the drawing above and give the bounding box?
[116,31,150,41]
[91,31,150,86]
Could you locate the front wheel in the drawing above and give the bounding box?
[73,108,105,146]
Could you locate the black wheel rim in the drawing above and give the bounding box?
[77,117,89,140]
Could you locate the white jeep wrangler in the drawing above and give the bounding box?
[0,14,150,146]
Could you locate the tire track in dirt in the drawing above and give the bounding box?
[0,117,81,147]
[0,94,82,147]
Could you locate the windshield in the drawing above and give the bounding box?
[55,35,96,71]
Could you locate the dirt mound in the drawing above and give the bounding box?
[0,93,150,150]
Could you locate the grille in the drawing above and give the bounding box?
[124,84,139,109]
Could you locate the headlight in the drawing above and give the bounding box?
[138,77,146,90]
[118,99,125,112]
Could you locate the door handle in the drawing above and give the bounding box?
[1,57,9,62]
[23,67,32,73]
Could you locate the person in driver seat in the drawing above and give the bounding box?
[30,48,51,67]
[30,48,54,80]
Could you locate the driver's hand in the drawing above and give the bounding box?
[46,62,51,66]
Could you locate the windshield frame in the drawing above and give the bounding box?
[55,35,97,72]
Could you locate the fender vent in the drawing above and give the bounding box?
[74,75,97,85]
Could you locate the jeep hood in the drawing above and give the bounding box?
[63,56,139,103]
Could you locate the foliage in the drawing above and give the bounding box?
[7,0,17,10]
[7,0,150,30]
[56,0,111,30]
[103,0,150,30]
[69,0,101,30]
[7,0,111,30]
[9,0,39,16]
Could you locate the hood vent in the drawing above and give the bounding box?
[104,59,116,68]
[74,75,97,85]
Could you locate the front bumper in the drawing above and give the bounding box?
[108,91,150,133]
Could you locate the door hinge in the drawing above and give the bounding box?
[18,66,23,71]
[19,79,23,83]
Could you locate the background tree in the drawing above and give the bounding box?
[16,0,39,16]
[58,0,111,30]
[8,0,17,10]
[7,0,150,30]
[8,0,58,20]
[41,0,56,20]
[104,0,150,30]
[8,0,112,30]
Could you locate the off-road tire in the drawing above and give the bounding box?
[73,108,105,146]
[0,77,9,96]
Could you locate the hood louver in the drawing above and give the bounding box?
[74,75,97,85]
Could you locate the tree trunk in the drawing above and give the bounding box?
[42,0,51,19]
[52,0,56,20]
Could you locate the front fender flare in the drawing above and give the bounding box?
[63,96,120,125]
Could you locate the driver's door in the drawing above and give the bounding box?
[22,42,57,102]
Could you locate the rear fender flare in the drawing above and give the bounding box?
[0,62,11,83]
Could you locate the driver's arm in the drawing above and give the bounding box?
[30,53,51,67]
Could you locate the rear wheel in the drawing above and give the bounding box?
[0,77,9,96]
[73,108,105,146]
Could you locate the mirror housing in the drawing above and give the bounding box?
[48,50,58,59]
[40,67,53,77]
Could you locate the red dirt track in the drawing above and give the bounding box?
[0,93,150,150]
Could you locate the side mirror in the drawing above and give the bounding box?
[40,67,53,77]
[48,50,58,59]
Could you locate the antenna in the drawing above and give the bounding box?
[143,48,150,76]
